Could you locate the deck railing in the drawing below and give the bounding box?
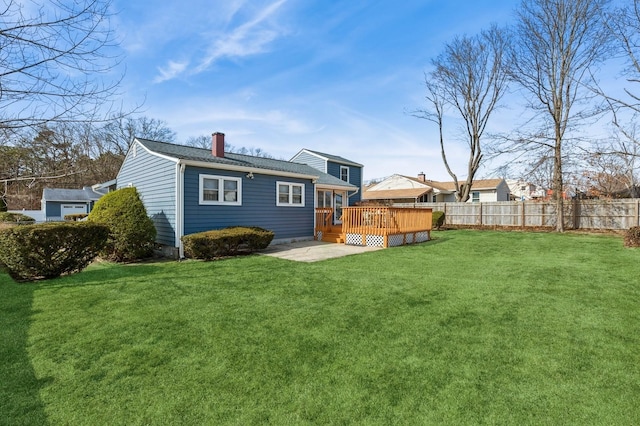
[341,206,433,236]
[315,207,334,232]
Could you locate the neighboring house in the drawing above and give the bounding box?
[41,184,111,221]
[363,173,510,203]
[506,179,546,201]
[116,133,359,257]
[290,148,363,205]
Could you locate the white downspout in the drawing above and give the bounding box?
[176,162,185,259]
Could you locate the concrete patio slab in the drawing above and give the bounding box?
[261,240,382,262]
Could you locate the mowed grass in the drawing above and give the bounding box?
[1,230,639,425]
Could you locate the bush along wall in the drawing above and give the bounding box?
[88,187,157,262]
[0,222,109,281]
[0,211,35,223]
[182,226,275,260]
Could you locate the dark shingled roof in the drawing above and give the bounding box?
[43,187,103,202]
[135,138,357,189]
[294,148,363,167]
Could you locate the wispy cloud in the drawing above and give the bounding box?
[154,60,190,83]
[152,0,288,83]
[194,0,288,73]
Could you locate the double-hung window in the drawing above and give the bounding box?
[340,166,349,182]
[277,182,305,207]
[472,191,480,203]
[199,174,242,205]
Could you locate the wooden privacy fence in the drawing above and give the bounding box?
[394,199,640,230]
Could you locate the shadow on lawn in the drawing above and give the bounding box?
[0,274,50,424]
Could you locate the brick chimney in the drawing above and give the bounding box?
[418,172,426,182]
[212,132,225,158]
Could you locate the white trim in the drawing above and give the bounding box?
[135,139,181,163]
[177,162,185,258]
[276,181,305,207]
[181,159,318,180]
[199,174,242,206]
[291,148,363,168]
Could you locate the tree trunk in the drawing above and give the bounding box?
[554,134,565,232]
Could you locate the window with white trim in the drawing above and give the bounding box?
[472,191,480,202]
[199,174,242,205]
[276,182,305,207]
[340,166,349,182]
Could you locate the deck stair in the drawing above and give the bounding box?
[321,225,344,244]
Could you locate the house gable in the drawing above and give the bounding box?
[291,148,363,205]
[117,139,178,246]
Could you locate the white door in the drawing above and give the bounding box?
[334,193,343,224]
[61,204,87,218]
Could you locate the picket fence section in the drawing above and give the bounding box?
[393,199,640,230]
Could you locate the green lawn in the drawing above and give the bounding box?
[1,230,639,425]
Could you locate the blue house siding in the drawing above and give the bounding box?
[117,145,177,246]
[182,166,314,241]
[45,202,61,218]
[327,161,362,205]
[291,151,326,172]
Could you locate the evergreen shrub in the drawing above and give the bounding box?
[88,187,157,262]
[0,211,35,223]
[0,222,109,281]
[182,226,275,260]
[64,213,89,221]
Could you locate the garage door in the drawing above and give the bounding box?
[61,204,87,217]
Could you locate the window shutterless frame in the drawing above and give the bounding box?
[276,181,305,207]
[199,174,242,205]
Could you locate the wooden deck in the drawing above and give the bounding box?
[315,206,432,248]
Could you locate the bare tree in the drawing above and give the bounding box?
[185,134,273,158]
[416,25,509,202]
[99,116,177,156]
[506,0,612,231]
[0,0,124,132]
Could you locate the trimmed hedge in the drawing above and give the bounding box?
[624,226,640,248]
[88,187,157,262]
[432,211,445,229]
[182,226,275,260]
[0,211,35,223]
[64,213,89,221]
[0,222,109,281]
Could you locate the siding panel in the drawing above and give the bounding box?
[291,151,326,172]
[327,161,362,205]
[117,146,177,246]
[183,166,314,240]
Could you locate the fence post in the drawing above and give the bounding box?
[521,202,525,229]
[479,202,483,225]
[637,199,640,227]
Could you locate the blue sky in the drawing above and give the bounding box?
[111,0,522,182]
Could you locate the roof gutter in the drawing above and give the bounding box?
[179,159,318,180]
[176,161,185,259]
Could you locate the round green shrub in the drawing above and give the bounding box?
[88,187,157,262]
[182,226,275,260]
[0,222,109,281]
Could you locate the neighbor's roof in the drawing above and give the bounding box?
[43,187,104,202]
[135,138,357,190]
[291,148,363,167]
[363,187,432,200]
[435,178,506,191]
